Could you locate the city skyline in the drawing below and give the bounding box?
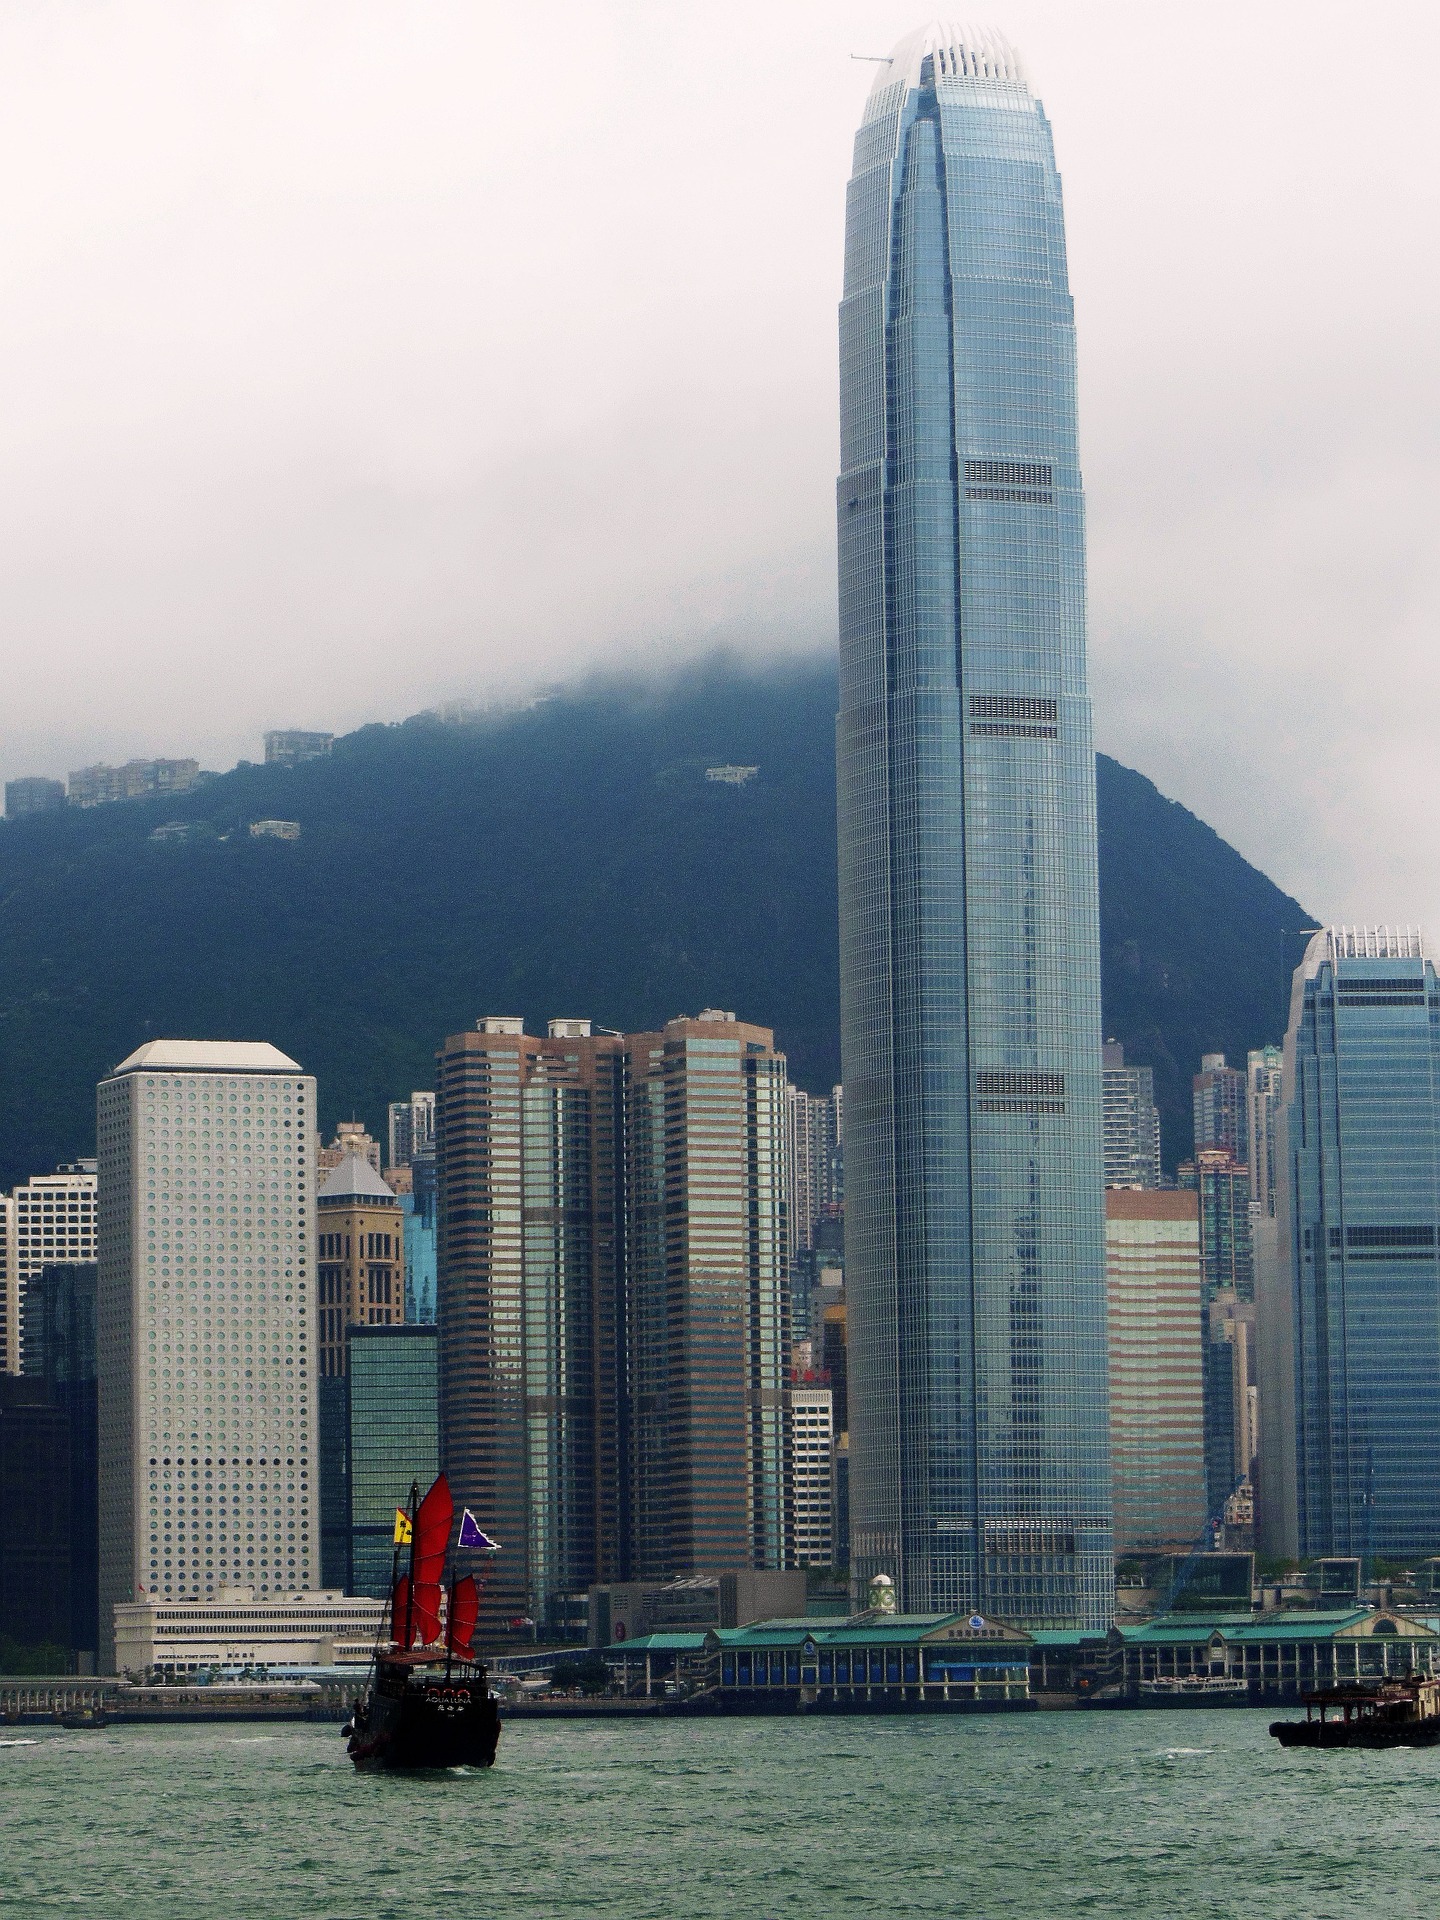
[1,8,1436,1672]
[837,23,1111,1628]
[7,33,1440,1915]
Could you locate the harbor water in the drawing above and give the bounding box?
[4,1708,1440,1917]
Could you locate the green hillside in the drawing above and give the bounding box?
[0,656,1310,1184]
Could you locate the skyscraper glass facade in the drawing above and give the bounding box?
[347,1324,438,1598]
[836,25,1110,1627]
[1282,929,1440,1560]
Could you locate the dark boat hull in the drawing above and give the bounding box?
[1270,1718,1440,1749]
[347,1673,501,1770]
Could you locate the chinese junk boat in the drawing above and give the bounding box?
[344,1473,501,1771]
[1270,1675,1440,1750]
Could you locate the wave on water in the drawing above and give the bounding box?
[1159,1748,1214,1758]
[0,1738,39,1748]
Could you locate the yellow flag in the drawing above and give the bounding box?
[393,1509,413,1546]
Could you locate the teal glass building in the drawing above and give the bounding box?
[1282,929,1440,1561]
[836,25,1110,1626]
[347,1324,438,1597]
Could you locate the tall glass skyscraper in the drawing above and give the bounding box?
[836,24,1110,1626]
[1279,928,1440,1561]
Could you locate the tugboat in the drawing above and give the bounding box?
[1270,1675,1440,1749]
[344,1473,502,1771]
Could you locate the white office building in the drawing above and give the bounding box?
[2,1162,97,1371]
[113,1586,384,1677]
[97,1041,319,1672]
[789,1385,835,1568]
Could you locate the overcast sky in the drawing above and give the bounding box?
[0,1,1436,938]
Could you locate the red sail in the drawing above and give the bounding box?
[408,1473,453,1644]
[413,1474,454,1589]
[448,1576,480,1656]
[390,1575,413,1648]
[412,1581,443,1645]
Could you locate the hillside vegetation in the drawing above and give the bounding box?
[0,657,1311,1184]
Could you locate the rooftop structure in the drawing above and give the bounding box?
[111,1040,300,1075]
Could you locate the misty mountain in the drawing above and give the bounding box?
[0,656,1311,1186]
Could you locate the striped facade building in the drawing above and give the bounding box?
[436,1012,791,1635]
[1105,1188,1207,1552]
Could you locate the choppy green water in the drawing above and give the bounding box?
[3,1709,1439,1918]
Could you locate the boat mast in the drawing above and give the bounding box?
[403,1478,420,1650]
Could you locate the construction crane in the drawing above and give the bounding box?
[1157,1476,1250,1616]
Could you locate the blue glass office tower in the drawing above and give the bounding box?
[837,25,1110,1626]
[1281,929,1440,1561]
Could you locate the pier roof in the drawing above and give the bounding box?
[606,1613,1035,1656]
[1118,1608,1437,1646]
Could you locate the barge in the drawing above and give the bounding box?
[1270,1676,1440,1749]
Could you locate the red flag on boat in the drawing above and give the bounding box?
[448,1575,480,1657]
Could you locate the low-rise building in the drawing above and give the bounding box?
[112,1587,385,1676]
[4,777,66,819]
[68,759,200,807]
[249,819,301,841]
[607,1611,1033,1708]
[1116,1607,1438,1699]
[264,731,334,768]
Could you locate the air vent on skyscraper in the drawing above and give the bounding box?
[974,1071,1066,1115]
[969,694,1057,740]
[964,459,1053,506]
[965,460,1052,487]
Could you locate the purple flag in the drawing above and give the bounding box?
[458,1508,501,1552]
